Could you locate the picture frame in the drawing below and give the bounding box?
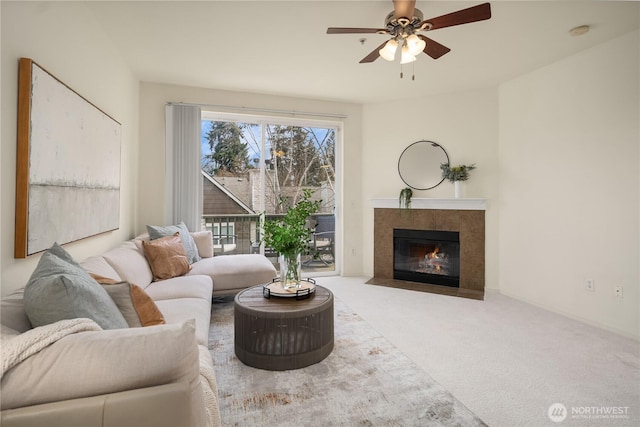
[15,58,121,258]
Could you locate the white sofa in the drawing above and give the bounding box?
[0,231,277,427]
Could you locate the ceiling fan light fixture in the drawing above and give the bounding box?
[327,1,492,65]
[406,34,426,56]
[379,39,399,61]
[400,44,417,64]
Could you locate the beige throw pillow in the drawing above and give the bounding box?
[91,274,165,327]
[142,233,191,281]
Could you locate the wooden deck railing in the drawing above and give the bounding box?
[201,213,335,272]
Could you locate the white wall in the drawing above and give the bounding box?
[361,88,500,289]
[1,1,139,296]
[498,30,639,339]
[138,82,363,276]
[1,2,636,340]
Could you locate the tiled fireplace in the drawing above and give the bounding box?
[367,198,485,300]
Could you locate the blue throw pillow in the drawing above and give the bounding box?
[146,222,201,264]
[24,243,128,330]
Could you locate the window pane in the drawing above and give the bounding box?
[201,120,258,256]
[201,116,337,275]
[264,125,335,214]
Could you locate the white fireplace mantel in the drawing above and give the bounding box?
[371,198,486,211]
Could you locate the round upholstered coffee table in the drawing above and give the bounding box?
[234,284,334,371]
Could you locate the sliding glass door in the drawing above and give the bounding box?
[200,112,339,275]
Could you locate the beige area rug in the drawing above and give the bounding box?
[209,296,487,427]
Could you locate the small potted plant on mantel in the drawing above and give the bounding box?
[260,189,321,289]
[399,187,413,209]
[440,163,476,198]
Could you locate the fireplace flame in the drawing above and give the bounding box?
[425,247,441,270]
[426,247,440,259]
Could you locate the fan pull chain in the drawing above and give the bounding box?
[399,63,417,80]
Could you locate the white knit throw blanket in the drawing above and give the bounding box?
[198,345,222,427]
[1,318,102,379]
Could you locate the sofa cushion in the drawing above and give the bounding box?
[143,275,213,302]
[153,299,211,346]
[0,289,32,333]
[142,234,191,281]
[1,324,20,339]
[0,383,192,427]
[147,222,201,264]
[80,255,122,282]
[1,320,200,411]
[96,278,166,328]
[102,241,154,289]
[23,244,128,330]
[189,254,277,293]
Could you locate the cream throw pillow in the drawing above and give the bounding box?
[191,230,214,259]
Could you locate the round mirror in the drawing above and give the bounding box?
[398,140,449,190]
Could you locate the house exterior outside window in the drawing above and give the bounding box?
[200,112,340,276]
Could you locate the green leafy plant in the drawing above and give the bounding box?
[440,163,476,182]
[399,187,413,209]
[260,189,321,285]
[261,188,320,254]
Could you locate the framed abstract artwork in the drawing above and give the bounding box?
[15,58,121,258]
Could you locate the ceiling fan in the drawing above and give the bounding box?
[327,1,491,64]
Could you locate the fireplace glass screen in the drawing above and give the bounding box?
[393,229,460,287]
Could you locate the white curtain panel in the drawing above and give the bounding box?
[165,104,202,232]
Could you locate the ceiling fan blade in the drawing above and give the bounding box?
[327,27,387,34]
[392,0,416,19]
[359,40,389,63]
[418,35,451,59]
[422,3,491,31]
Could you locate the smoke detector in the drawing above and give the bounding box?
[569,25,590,37]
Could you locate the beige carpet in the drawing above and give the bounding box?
[209,296,487,427]
[318,276,640,427]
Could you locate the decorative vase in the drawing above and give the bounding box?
[454,181,463,199]
[279,253,302,289]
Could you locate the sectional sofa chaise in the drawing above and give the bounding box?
[0,228,277,427]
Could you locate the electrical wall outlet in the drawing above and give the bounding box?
[614,285,623,298]
[585,279,595,292]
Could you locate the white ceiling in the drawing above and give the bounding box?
[86,1,639,104]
